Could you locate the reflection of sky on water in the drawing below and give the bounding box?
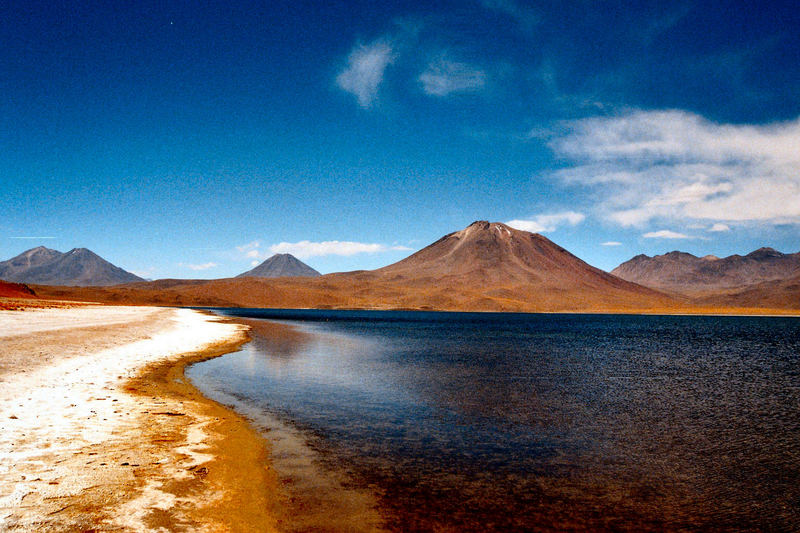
[189,311,800,532]
[236,323,416,406]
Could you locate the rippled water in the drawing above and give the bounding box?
[187,310,800,532]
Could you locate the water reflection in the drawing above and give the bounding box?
[189,311,800,532]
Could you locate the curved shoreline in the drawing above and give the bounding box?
[121,325,284,532]
[0,306,284,531]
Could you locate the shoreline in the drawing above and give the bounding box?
[198,304,800,318]
[0,306,283,531]
[121,326,283,532]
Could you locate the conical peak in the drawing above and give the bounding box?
[459,221,516,238]
[67,247,94,256]
[467,220,490,228]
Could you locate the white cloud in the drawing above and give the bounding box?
[250,260,260,267]
[268,240,411,259]
[245,249,259,258]
[642,230,691,239]
[236,241,260,252]
[601,241,622,246]
[709,223,731,232]
[506,211,585,233]
[547,110,800,227]
[419,59,486,96]
[336,40,394,108]
[180,262,218,271]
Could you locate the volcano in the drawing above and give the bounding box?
[237,253,320,278]
[357,220,673,309]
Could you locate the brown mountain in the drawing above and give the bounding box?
[237,253,320,278]
[372,221,670,298]
[611,248,800,296]
[35,221,681,312]
[0,246,63,279]
[0,246,143,286]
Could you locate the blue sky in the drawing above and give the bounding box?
[2,0,799,277]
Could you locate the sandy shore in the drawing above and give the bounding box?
[0,306,282,531]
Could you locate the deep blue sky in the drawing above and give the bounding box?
[2,0,799,277]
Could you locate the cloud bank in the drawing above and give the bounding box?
[268,240,411,259]
[547,110,800,227]
[642,230,691,239]
[180,262,218,271]
[506,211,585,233]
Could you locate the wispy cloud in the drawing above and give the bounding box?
[179,262,218,271]
[268,240,411,259]
[709,223,731,232]
[336,40,395,108]
[479,0,539,31]
[236,240,260,252]
[10,236,56,239]
[235,241,263,260]
[547,110,800,228]
[506,211,585,233]
[643,230,691,239]
[419,58,486,96]
[601,241,622,246]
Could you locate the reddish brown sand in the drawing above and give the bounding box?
[0,281,36,300]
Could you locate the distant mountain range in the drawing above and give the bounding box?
[34,222,678,312]
[0,246,143,286]
[612,248,800,295]
[17,223,800,312]
[237,253,320,278]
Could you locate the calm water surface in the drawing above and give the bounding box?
[187,310,800,532]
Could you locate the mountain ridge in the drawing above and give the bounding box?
[0,246,143,286]
[611,248,800,295]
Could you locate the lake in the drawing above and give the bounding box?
[187,310,800,532]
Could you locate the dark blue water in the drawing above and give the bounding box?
[188,310,800,532]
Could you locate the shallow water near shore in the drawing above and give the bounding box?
[187,310,800,531]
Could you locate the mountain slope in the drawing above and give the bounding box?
[237,254,320,278]
[0,247,143,286]
[0,246,64,280]
[692,273,800,309]
[612,248,800,295]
